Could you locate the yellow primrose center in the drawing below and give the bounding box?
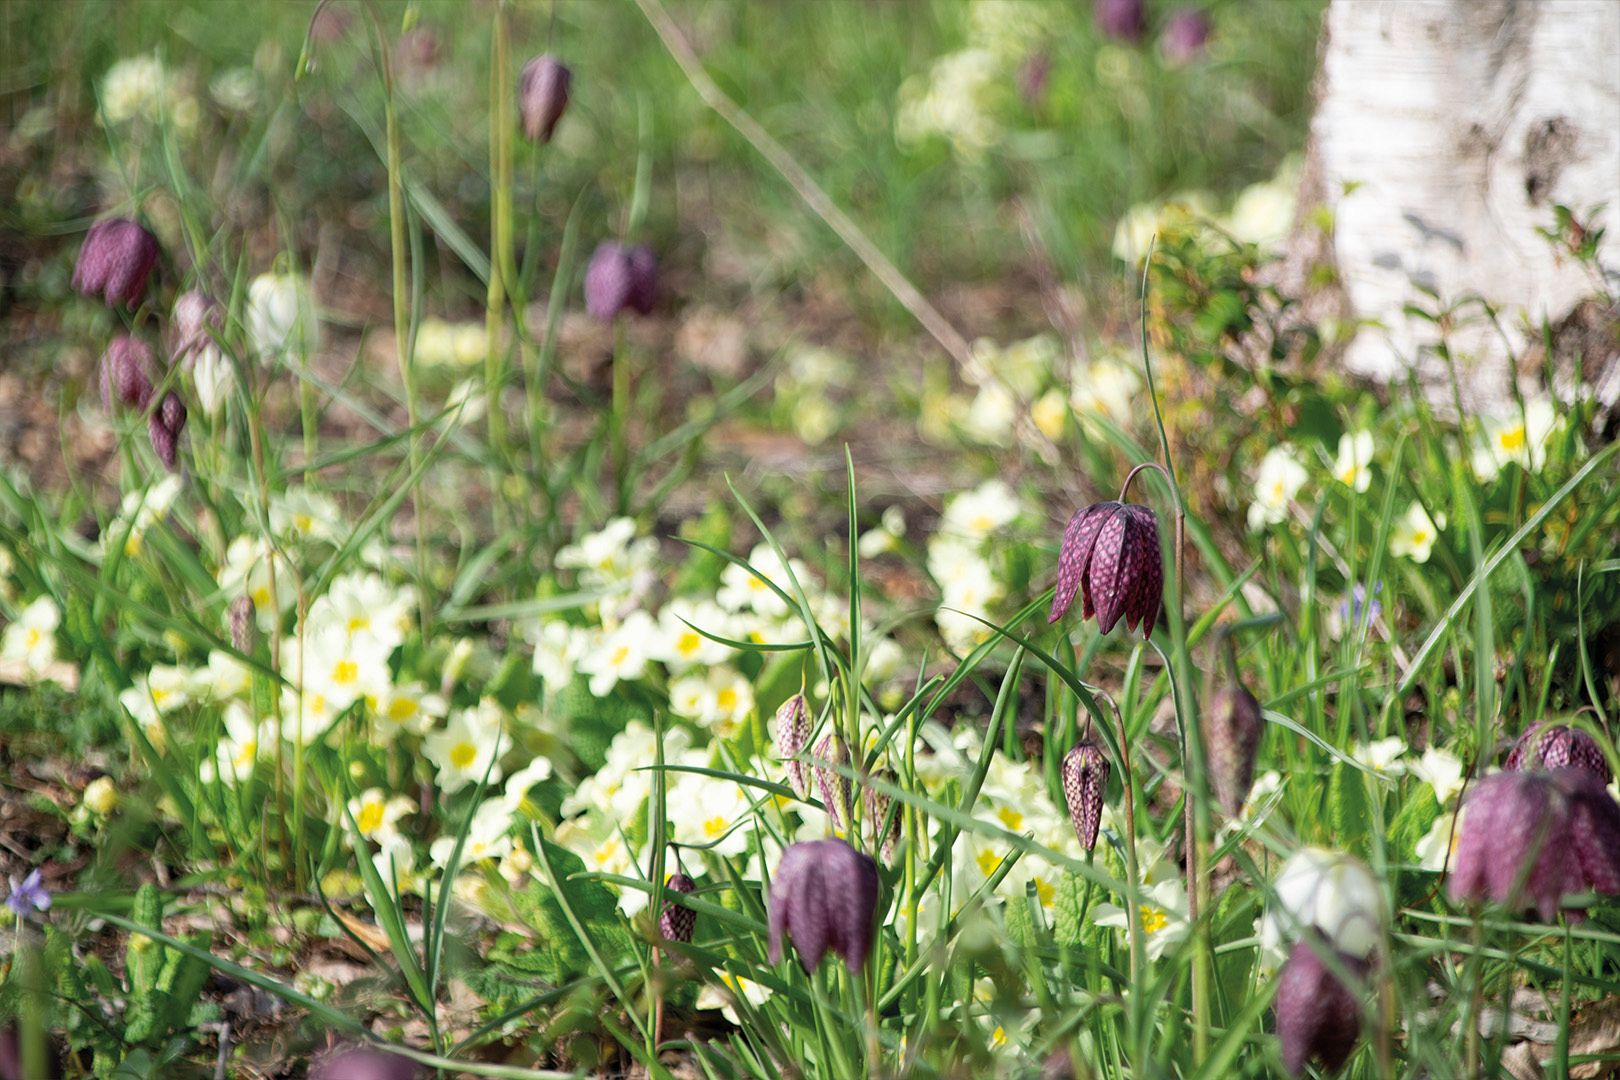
[1140,905,1169,934]
[332,659,358,685]
[387,697,418,722]
[251,585,271,607]
[610,644,631,667]
[677,630,702,657]
[704,815,729,838]
[591,837,622,868]
[24,627,41,648]
[976,848,1004,878]
[970,513,995,532]
[357,801,385,834]
[347,615,371,634]
[294,513,314,533]
[991,1026,1007,1049]
[233,740,257,771]
[716,687,739,712]
[450,741,478,769]
[1033,877,1055,908]
[150,684,171,706]
[1498,424,1526,452]
[996,806,1024,830]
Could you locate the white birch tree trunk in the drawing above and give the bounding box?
[1303,0,1620,414]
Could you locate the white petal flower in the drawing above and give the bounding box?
[1248,444,1308,530]
[1,596,61,676]
[1332,430,1374,493]
[423,699,506,794]
[1390,501,1441,563]
[1258,847,1383,964]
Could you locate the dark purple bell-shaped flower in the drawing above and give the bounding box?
[1094,0,1147,43]
[519,55,571,143]
[1049,501,1163,637]
[73,217,159,309]
[1161,9,1212,64]
[584,242,658,321]
[148,391,187,471]
[1061,741,1108,851]
[813,733,852,829]
[1448,768,1620,921]
[767,838,879,974]
[100,334,154,412]
[776,693,810,796]
[1557,767,1620,897]
[307,1043,420,1080]
[1275,939,1367,1076]
[1205,684,1264,817]
[1505,723,1612,785]
[658,872,697,943]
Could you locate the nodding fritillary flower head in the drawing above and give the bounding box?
[148,391,187,471]
[1505,723,1612,786]
[100,334,154,412]
[1049,501,1162,637]
[1161,9,1213,65]
[1447,768,1620,921]
[518,54,571,143]
[307,1044,420,1080]
[863,768,899,862]
[1061,741,1109,851]
[1275,938,1368,1076]
[813,734,852,829]
[170,290,221,366]
[1204,684,1264,817]
[775,693,810,796]
[584,242,658,322]
[658,872,697,944]
[228,595,255,653]
[767,838,879,974]
[1093,0,1146,43]
[73,217,159,309]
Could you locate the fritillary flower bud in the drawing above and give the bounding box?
[1505,723,1612,785]
[658,872,697,943]
[584,242,658,322]
[776,693,811,796]
[1275,938,1368,1076]
[1061,741,1109,851]
[307,1044,420,1080]
[767,838,879,974]
[1049,501,1162,637]
[228,595,255,653]
[1204,684,1264,817]
[100,334,154,412]
[814,734,852,829]
[148,391,186,471]
[73,217,159,309]
[1161,9,1212,65]
[518,54,571,143]
[864,768,898,862]
[1093,0,1146,43]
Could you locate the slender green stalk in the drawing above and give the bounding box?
[485,3,514,528]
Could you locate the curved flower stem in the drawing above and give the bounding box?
[1097,691,1144,993]
[1129,238,1210,1063]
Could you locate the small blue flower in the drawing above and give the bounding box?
[1337,582,1383,632]
[5,869,51,916]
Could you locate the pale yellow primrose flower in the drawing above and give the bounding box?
[1332,430,1374,493]
[1390,501,1442,563]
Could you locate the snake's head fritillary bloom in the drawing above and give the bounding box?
[307,1045,419,1080]
[813,734,852,829]
[1275,938,1368,1076]
[518,54,571,143]
[73,218,159,309]
[1205,684,1264,817]
[1050,501,1162,637]
[1060,741,1109,851]
[1449,770,1592,921]
[1505,723,1611,785]
[658,872,697,944]
[100,335,154,412]
[584,242,658,321]
[767,838,879,974]
[775,693,810,796]
[1093,0,1146,43]
[148,391,187,471]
